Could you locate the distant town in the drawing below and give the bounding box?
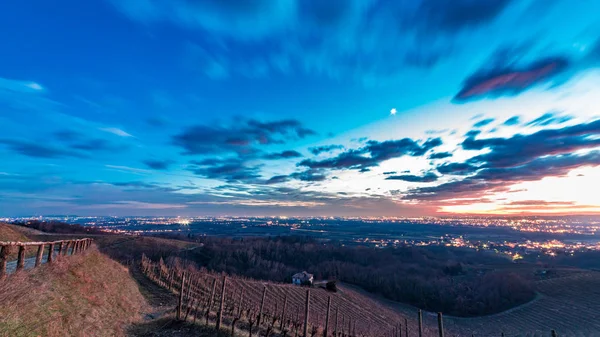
[4,215,600,262]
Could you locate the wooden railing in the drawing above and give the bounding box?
[0,238,93,278]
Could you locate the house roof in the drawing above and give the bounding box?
[292,271,313,280]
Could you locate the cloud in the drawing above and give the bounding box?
[263,150,303,160]
[308,144,344,155]
[524,112,573,127]
[454,56,569,101]
[290,169,327,182]
[437,162,478,175]
[462,119,600,169]
[99,127,134,137]
[414,0,513,33]
[265,175,290,184]
[52,129,128,153]
[172,118,315,156]
[473,118,495,128]
[299,137,442,171]
[188,157,261,182]
[143,159,173,170]
[110,0,518,84]
[0,139,86,159]
[385,172,438,182]
[505,200,576,206]
[0,77,44,93]
[503,116,520,126]
[428,152,453,160]
[406,119,600,202]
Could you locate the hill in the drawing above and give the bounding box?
[141,255,439,336]
[0,223,31,242]
[0,246,147,337]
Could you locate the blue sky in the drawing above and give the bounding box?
[1,0,599,216]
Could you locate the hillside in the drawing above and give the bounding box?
[0,247,147,337]
[0,223,31,242]
[141,255,438,336]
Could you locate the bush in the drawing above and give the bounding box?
[326,280,337,292]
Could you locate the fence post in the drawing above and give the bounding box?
[324,296,331,337]
[405,318,408,337]
[207,278,217,325]
[16,245,26,271]
[437,312,444,337]
[58,242,64,256]
[418,310,423,337]
[280,293,288,331]
[63,241,70,256]
[0,246,8,278]
[47,243,54,263]
[258,286,267,326]
[177,272,186,321]
[35,244,45,267]
[216,276,227,331]
[334,307,339,337]
[303,289,310,337]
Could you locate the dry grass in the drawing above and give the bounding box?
[0,223,31,242]
[0,246,147,337]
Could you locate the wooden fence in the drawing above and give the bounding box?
[141,255,564,337]
[0,238,93,278]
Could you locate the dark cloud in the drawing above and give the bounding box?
[383,171,397,175]
[407,119,600,202]
[308,144,344,155]
[299,137,442,171]
[53,129,127,153]
[437,162,478,175]
[503,116,520,126]
[290,169,327,182]
[473,118,495,128]
[454,56,569,101]
[463,119,600,168]
[0,139,86,159]
[263,150,302,160]
[525,112,573,127]
[143,159,173,170]
[386,172,438,182]
[464,130,481,138]
[298,138,442,170]
[428,152,453,160]
[265,175,290,185]
[415,0,513,33]
[188,157,261,182]
[172,118,315,155]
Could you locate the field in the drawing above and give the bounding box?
[377,270,600,336]
[142,255,438,336]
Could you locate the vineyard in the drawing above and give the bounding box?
[140,255,440,337]
[439,271,600,336]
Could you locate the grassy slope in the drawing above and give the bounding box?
[0,247,147,337]
[0,223,31,242]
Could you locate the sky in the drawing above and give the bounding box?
[1,0,600,217]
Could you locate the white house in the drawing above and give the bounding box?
[292,271,314,285]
